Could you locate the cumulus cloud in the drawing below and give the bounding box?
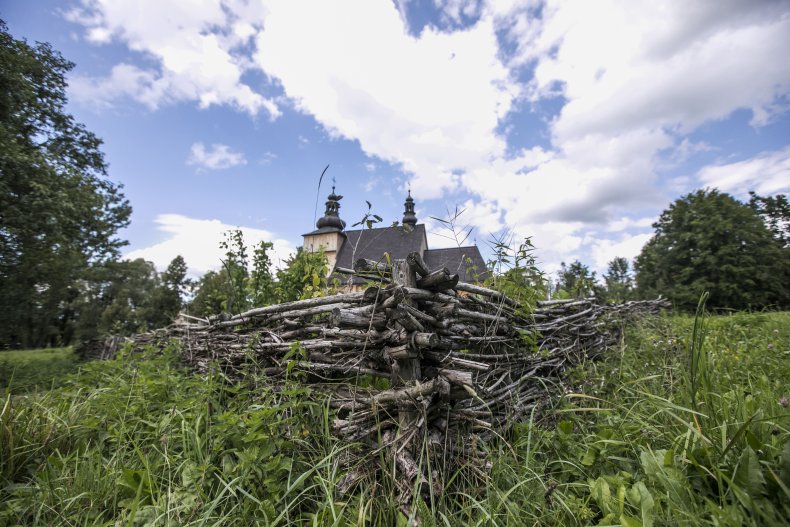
[697,146,790,197]
[65,0,279,116]
[125,214,295,276]
[67,0,790,271]
[589,233,654,274]
[254,0,515,199]
[187,142,247,170]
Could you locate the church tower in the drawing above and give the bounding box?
[402,189,417,227]
[302,186,346,271]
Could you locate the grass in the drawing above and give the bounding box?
[0,311,788,526]
[0,347,79,393]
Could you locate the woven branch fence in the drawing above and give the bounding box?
[78,252,668,515]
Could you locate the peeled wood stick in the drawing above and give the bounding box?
[373,377,450,405]
[455,282,519,308]
[221,292,364,322]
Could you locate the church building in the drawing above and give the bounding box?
[303,187,488,288]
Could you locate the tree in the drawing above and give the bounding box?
[275,247,330,303]
[152,255,190,321]
[555,260,599,299]
[635,189,788,310]
[188,270,228,318]
[187,231,281,317]
[69,259,169,341]
[0,22,131,347]
[749,192,789,248]
[601,257,634,302]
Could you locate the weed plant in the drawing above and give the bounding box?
[1,311,788,525]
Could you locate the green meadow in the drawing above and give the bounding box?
[1,311,788,526]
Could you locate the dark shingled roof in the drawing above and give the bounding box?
[334,224,427,270]
[329,223,488,284]
[423,246,489,283]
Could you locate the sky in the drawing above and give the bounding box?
[4,0,790,278]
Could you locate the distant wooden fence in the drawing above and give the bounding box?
[78,252,669,515]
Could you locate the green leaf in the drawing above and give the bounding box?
[620,515,643,527]
[558,420,574,435]
[734,446,766,496]
[626,482,654,527]
[582,448,598,466]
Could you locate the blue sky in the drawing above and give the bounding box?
[4,0,789,277]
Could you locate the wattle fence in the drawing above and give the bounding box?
[78,252,669,512]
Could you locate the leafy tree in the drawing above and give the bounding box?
[188,231,281,317]
[749,192,789,248]
[635,189,788,310]
[601,257,634,302]
[152,255,190,321]
[70,259,170,341]
[0,22,131,347]
[188,270,228,318]
[555,260,599,299]
[219,230,250,314]
[275,247,330,303]
[249,241,277,307]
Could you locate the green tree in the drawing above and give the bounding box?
[555,260,598,299]
[249,241,277,306]
[749,192,789,248]
[188,270,228,318]
[601,256,634,303]
[635,189,788,310]
[275,247,330,303]
[70,259,169,341]
[187,232,279,317]
[0,22,131,348]
[152,255,190,321]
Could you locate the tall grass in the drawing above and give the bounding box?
[1,312,789,525]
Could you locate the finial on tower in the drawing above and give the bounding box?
[316,183,346,231]
[402,187,417,227]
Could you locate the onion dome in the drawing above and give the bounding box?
[316,186,346,231]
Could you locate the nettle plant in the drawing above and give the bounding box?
[486,232,548,315]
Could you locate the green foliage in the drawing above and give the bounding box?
[0,347,77,393]
[189,231,331,317]
[555,260,599,299]
[68,256,186,341]
[275,246,331,302]
[635,189,789,310]
[189,231,281,317]
[0,21,131,348]
[749,192,789,248]
[1,312,788,525]
[601,256,635,303]
[487,235,548,312]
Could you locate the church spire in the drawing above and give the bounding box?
[402,188,417,227]
[316,184,346,231]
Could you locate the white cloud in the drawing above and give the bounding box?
[697,146,790,197]
[254,0,516,199]
[65,0,279,116]
[187,142,247,170]
[67,0,790,272]
[125,214,295,276]
[589,233,654,274]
